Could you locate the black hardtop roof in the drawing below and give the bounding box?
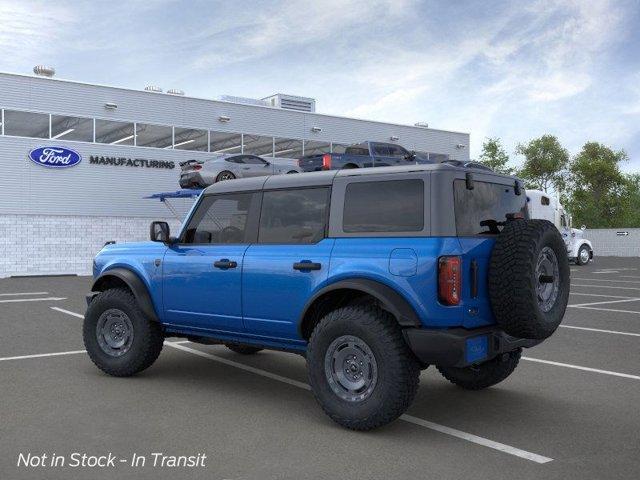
[202,163,519,195]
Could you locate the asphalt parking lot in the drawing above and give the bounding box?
[1,257,639,480]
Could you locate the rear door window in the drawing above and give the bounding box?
[258,188,330,244]
[343,180,424,233]
[453,180,527,235]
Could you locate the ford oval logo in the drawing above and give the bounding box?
[28,146,82,168]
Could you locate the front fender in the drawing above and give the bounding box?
[90,267,159,322]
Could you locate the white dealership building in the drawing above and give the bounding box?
[0,69,470,277]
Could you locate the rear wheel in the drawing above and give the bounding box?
[576,244,591,265]
[307,305,420,430]
[216,171,236,182]
[83,288,164,377]
[437,349,521,390]
[224,343,263,355]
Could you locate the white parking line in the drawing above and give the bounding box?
[523,357,640,381]
[50,307,85,318]
[0,292,49,296]
[0,297,66,304]
[166,342,552,464]
[0,350,86,362]
[572,278,640,284]
[569,298,640,308]
[560,325,640,337]
[570,292,638,299]
[572,284,640,291]
[569,306,640,315]
[619,275,640,279]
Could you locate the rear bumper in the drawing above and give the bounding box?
[403,326,542,368]
[179,172,205,188]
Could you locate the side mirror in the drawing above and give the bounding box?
[150,221,170,243]
[264,161,271,167]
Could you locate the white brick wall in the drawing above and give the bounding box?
[585,228,640,257]
[0,214,182,277]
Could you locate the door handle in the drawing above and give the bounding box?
[214,259,237,269]
[293,261,321,271]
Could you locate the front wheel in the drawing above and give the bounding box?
[83,288,164,377]
[576,245,591,265]
[436,349,521,390]
[307,305,420,430]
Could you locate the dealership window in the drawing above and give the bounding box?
[95,119,135,145]
[273,137,303,158]
[50,114,93,142]
[135,123,173,149]
[210,131,242,154]
[173,127,208,151]
[243,134,274,156]
[343,180,424,233]
[259,188,329,244]
[183,193,256,244]
[3,110,50,139]
[303,140,331,156]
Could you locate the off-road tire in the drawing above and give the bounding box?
[224,343,263,355]
[576,244,591,266]
[307,305,420,431]
[488,219,570,340]
[216,171,236,182]
[83,288,164,377]
[437,349,521,390]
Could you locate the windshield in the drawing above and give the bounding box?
[454,179,527,235]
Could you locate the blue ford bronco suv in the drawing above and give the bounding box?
[84,164,570,430]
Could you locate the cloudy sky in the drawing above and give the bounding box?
[1,0,638,171]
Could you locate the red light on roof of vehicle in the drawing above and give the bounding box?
[438,256,461,306]
[322,154,332,170]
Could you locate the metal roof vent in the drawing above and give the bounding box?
[33,65,55,77]
[144,85,163,93]
[167,89,185,96]
[414,122,429,128]
[262,94,316,112]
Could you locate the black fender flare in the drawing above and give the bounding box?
[299,278,422,331]
[90,268,159,322]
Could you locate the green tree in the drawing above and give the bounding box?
[478,137,513,175]
[566,142,630,228]
[621,174,640,228]
[515,135,569,193]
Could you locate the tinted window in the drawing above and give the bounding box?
[343,180,424,233]
[136,123,172,148]
[388,145,409,158]
[95,119,135,145]
[243,155,267,165]
[173,127,208,151]
[259,188,329,244]
[454,180,527,236]
[51,114,93,142]
[183,193,256,244]
[225,156,244,163]
[541,196,550,206]
[345,144,369,156]
[4,110,49,138]
[372,144,390,156]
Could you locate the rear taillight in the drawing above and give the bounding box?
[322,154,332,170]
[438,256,461,306]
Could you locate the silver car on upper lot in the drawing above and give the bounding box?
[179,154,301,188]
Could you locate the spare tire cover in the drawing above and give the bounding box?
[488,219,570,340]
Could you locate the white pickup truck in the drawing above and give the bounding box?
[526,190,593,265]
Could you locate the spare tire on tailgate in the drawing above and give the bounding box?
[488,219,570,340]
